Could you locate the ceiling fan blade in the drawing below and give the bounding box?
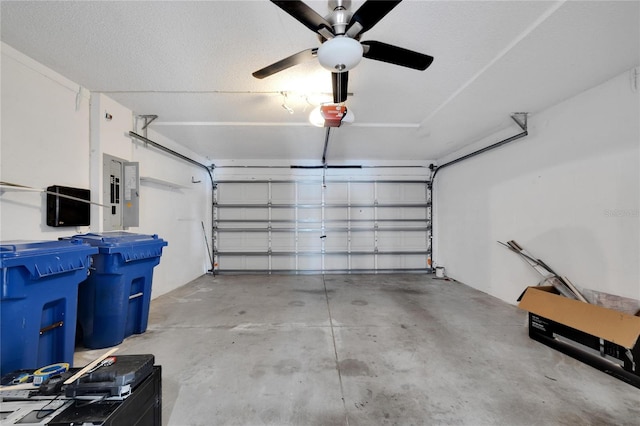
[271,1,335,38]
[252,48,318,79]
[361,41,434,71]
[346,1,402,37]
[331,71,349,103]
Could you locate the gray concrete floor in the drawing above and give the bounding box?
[75,274,639,425]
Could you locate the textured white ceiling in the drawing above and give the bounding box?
[2,1,638,163]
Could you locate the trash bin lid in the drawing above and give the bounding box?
[1,239,96,258]
[72,232,167,255]
[0,239,98,271]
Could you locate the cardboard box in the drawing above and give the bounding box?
[518,286,640,389]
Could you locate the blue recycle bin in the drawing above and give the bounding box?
[72,232,167,349]
[0,239,98,375]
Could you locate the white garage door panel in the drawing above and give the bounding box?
[271,256,296,270]
[324,231,349,250]
[218,232,269,251]
[217,208,268,221]
[298,183,322,202]
[325,209,349,221]
[349,208,375,221]
[351,256,376,270]
[350,183,375,202]
[325,255,349,270]
[378,231,428,250]
[222,256,269,270]
[271,233,295,250]
[298,231,323,251]
[213,179,431,273]
[219,183,268,203]
[272,210,296,221]
[271,183,295,201]
[377,208,427,220]
[377,254,427,269]
[297,256,322,270]
[298,208,323,222]
[350,233,375,250]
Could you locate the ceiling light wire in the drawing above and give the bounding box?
[281,91,294,114]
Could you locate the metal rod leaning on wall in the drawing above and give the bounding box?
[128,131,216,273]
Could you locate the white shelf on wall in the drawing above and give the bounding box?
[140,176,189,190]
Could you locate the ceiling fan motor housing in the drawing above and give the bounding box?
[327,0,352,35]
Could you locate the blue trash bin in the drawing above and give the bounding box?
[0,239,97,376]
[72,232,167,349]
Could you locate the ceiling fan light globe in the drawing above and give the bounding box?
[309,106,325,127]
[317,36,363,73]
[342,108,355,124]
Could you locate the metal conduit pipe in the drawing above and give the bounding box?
[431,113,528,179]
[428,113,528,270]
[128,131,216,273]
[129,131,214,178]
[322,127,331,165]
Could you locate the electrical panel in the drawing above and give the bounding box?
[103,154,139,230]
[123,162,139,227]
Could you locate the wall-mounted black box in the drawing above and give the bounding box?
[46,185,90,227]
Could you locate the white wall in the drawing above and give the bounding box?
[434,68,640,304]
[1,44,91,239]
[131,127,213,297]
[1,43,211,298]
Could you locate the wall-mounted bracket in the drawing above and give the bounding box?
[136,115,159,137]
[511,112,528,132]
[139,115,158,130]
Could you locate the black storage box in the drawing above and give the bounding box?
[519,286,640,389]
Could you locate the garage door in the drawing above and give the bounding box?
[213,178,432,274]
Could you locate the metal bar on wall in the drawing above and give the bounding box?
[128,131,215,273]
[429,113,528,269]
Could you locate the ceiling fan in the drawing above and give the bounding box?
[252,0,434,103]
